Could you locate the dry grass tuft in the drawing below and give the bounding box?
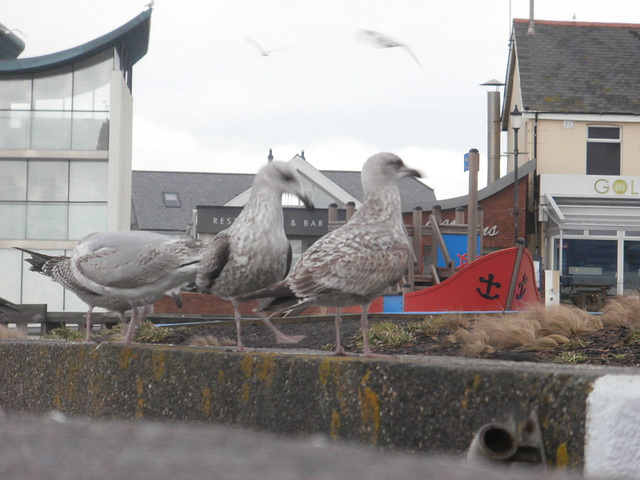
[601,295,640,328]
[450,303,611,356]
[187,335,236,347]
[0,324,26,339]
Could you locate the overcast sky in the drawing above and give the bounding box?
[4,0,640,198]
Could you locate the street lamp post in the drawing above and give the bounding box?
[510,105,523,244]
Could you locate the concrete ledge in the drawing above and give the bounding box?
[0,340,638,473]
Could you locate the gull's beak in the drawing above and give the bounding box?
[399,166,421,179]
[300,194,315,213]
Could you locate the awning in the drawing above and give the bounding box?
[540,194,640,230]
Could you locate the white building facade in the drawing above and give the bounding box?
[0,11,151,310]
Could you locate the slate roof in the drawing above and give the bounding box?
[131,171,254,232]
[132,168,437,233]
[511,18,640,114]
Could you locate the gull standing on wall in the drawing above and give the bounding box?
[196,161,314,350]
[70,231,203,343]
[240,152,420,357]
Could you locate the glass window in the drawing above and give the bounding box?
[68,204,107,240]
[562,239,617,279]
[0,160,27,200]
[21,249,65,310]
[26,204,68,239]
[0,204,26,239]
[72,112,109,150]
[33,67,72,110]
[0,76,31,110]
[0,111,31,149]
[0,249,23,302]
[163,192,181,208]
[27,160,69,201]
[73,52,112,111]
[31,111,72,149]
[69,161,108,201]
[587,126,621,175]
[624,241,640,292]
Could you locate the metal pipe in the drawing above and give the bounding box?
[487,91,501,184]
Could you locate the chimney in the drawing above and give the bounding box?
[527,0,535,35]
[480,79,504,184]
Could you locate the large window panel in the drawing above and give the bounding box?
[33,67,72,110]
[27,160,69,201]
[68,204,107,240]
[69,161,108,201]
[624,241,640,292]
[0,249,23,303]
[0,204,26,239]
[73,52,112,111]
[0,76,31,110]
[21,249,65,310]
[31,111,72,149]
[0,111,31,149]
[26,204,67,239]
[562,239,617,279]
[72,112,109,150]
[0,160,27,200]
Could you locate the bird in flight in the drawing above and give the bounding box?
[358,29,422,68]
[245,36,285,56]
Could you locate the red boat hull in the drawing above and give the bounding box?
[341,246,541,314]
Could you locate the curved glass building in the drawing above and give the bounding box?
[0,10,151,311]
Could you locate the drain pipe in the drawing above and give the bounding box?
[467,423,518,464]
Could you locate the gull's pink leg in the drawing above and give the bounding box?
[85,307,94,343]
[360,303,390,358]
[257,310,306,344]
[232,300,246,351]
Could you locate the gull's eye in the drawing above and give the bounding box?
[389,158,404,168]
[281,172,294,182]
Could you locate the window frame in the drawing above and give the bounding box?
[586,125,621,175]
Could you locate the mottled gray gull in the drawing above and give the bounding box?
[196,161,314,350]
[16,247,182,342]
[240,152,420,356]
[70,231,203,343]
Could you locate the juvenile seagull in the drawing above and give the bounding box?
[70,231,203,343]
[358,29,422,68]
[196,161,314,350]
[240,152,420,357]
[16,248,131,342]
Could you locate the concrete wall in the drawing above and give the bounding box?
[0,340,615,470]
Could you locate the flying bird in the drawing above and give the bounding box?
[70,231,203,343]
[358,29,422,68]
[245,36,285,56]
[196,161,314,350]
[240,152,420,357]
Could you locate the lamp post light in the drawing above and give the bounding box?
[510,105,523,244]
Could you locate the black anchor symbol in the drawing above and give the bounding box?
[515,273,528,300]
[477,273,501,300]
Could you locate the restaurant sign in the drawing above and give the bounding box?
[196,206,329,236]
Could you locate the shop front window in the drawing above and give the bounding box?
[562,239,617,279]
[624,241,640,293]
